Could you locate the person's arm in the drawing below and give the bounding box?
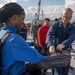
[46,23,58,54]
[62,26,75,48]
[11,36,48,63]
[46,23,57,48]
[38,28,43,47]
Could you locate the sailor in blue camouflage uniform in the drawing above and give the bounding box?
[46,8,75,75]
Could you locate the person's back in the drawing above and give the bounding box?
[0,27,45,75]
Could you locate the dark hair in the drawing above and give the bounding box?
[44,18,50,21]
[55,18,59,22]
[73,22,75,24]
[0,2,24,23]
[34,21,37,23]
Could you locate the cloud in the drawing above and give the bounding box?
[18,0,30,2]
[23,0,30,1]
[0,0,75,22]
[4,0,17,3]
[25,0,75,22]
[25,5,64,22]
[25,6,37,22]
[42,5,64,19]
[0,0,5,4]
[0,0,65,23]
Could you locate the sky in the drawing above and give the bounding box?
[0,0,75,23]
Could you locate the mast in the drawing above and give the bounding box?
[37,0,41,20]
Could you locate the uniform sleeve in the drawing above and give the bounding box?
[11,36,48,63]
[38,28,43,47]
[46,23,58,48]
[62,26,75,48]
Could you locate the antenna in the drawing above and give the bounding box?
[37,0,41,20]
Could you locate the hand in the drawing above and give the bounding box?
[33,42,40,48]
[49,46,56,54]
[56,44,65,51]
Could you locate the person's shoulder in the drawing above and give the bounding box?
[43,26,50,29]
[38,26,43,32]
[68,22,75,28]
[38,24,42,28]
[39,25,46,30]
[51,21,60,28]
[8,33,19,39]
[9,33,24,42]
[46,25,50,28]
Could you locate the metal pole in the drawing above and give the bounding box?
[42,10,44,20]
[35,13,37,20]
[37,0,41,20]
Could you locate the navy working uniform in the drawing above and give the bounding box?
[31,25,38,43]
[0,26,48,75]
[46,21,75,75]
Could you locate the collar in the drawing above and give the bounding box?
[58,21,72,29]
[3,26,17,33]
